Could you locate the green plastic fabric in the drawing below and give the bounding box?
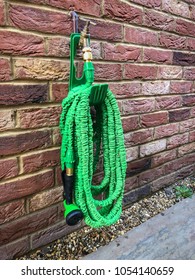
[60,84,127,228]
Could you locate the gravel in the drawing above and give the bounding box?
[17,175,195,260]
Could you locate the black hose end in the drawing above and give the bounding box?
[66,210,83,226]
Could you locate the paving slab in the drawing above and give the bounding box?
[82,195,195,260]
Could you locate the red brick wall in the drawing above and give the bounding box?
[0,0,195,259]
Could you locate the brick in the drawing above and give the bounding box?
[126,146,139,162]
[0,84,48,105]
[94,63,122,81]
[141,112,168,128]
[170,81,193,94]
[125,175,138,193]
[121,98,155,115]
[0,158,19,181]
[51,83,68,102]
[187,37,195,51]
[143,49,173,64]
[169,108,191,122]
[182,95,195,106]
[0,200,25,225]
[154,123,179,139]
[29,187,62,212]
[0,30,44,56]
[167,133,189,149]
[9,4,72,35]
[109,82,141,98]
[191,107,195,117]
[125,128,153,146]
[126,158,152,177]
[18,106,61,129]
[14,58,69,81]
[189,130,195,142]
[0,1,5,25]
[104,0,143,24]
[142,81,170,96]
[0,205,58,245]
[140,139,166,157]
[102,43,142,62]
[0,237,30,260]
[159,32,186,50]
[190,5,195,20]
[139,166,164,186]
[0,110,15,131]
[130,0,161,9]
[124,65,157,80]
[47,37,69,57]
[144,9,175,31]
[123,185,151,206]
[125,26,158,46]
[0,58,11,81]
[164,154,195,174]
[152,149,177,167]
[173,52,195,66]
[122,116,139,133]
[176,19,195,37]
[0,130,52,157]
[0,170,54,204]
[155,96,182,110]
[162,0,190,18]
[152,172,177,191]
[180,119,195,132]
[22,148,60,174]
[53,128,61,146]
[178,142,195,156]
[183,68,195,80]
[158,66,182,79]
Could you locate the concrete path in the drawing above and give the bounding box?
[82,195,195,260]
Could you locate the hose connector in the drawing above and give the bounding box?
[83,46,93,62]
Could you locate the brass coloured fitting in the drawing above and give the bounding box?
[82,46,93,61]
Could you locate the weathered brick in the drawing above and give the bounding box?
[167,133,189,149]
[130,0,161,9]
[0,110,15,131]
[0,200,25,225]
[190,5,195,20]
[123,185,151,206]
[125,26,158,46]
[178,142,195,156]
[94,63,122,81]
[170,81,193,94]
[0,170,54,204]
[0,84,48,105]
[143,48,173,64]
[159,32,186,50]
[182,95,195,106]
[0,237,30,260]
[121,98,155,115]
[189,130,195,142]
[152,172,177,191]
[187,37,195,51]
[173,52,195,66]
[18,106,61,129]
[176,18,195,37]
[164,154,195,174]
[0,158,19,181]
[125,128,153,146]
[22,148,60,174]
[142,81,170,96]
[155,96,182,110]
[51,83,68,102]
[122,116,139,133]
[139,166,164,186]
[180,119,195,132]
[0,30,44,56]
[162,0,190,18]
[29,187,62,212]
[141,112,168,128]
[0,130,52,156]
[125,175,138,193]
[124,65,157,80]
[152,149,177,167]
[126,158,152,177]
[0,58,11,81]
[144,9,175,31]
[0,205,58,245]
[102,43,141,62]
[126,146,139,162]
[104,0,143,24]
[53,127,61,146]
[47,37,69,57]
[169,108,191,122]
[154,123,179,139]
[14,58,69,81]
[0,1,5,25]
[9,4,72,35]
[140,139,166,157]
[158,65,182,79]
[183,68,195,80]
[109,83,141,98]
